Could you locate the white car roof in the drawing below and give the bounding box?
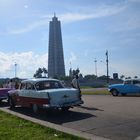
[21,78,60,84]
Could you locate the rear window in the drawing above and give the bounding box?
[20,82,35,90]
[133,80,140,85]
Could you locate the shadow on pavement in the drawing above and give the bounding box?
[7,107,95,125]
[77,105,104,111]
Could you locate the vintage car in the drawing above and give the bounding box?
[0,88,11,102]
[8,78,83,113]
[108,79,140,96]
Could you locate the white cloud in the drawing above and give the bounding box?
[68,52,77,64]
[65,52,77,74]
[117,17,140,32]
[4,2,126,35]
[84,50,89,57]
[60,4,125,23]
[107,59,140,78]
[24,5,28,9]
[8,19,49,34]
[0,51,48,78]
[128,0,140,3]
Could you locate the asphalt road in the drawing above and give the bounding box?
[70,95,140,140]
[0,95,140,140]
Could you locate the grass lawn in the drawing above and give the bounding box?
[0,110,85,140]
[81,88,111,95]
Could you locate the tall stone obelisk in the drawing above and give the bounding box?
[48,15,65,78]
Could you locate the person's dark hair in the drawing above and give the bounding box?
[76,75,79,79]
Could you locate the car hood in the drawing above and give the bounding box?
[109,84,124,88]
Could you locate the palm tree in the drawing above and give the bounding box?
[120,75,125,80]
[34,68,43,78]
[42,67,48,77]
[134,76,138,79]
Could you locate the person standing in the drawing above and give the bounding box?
[7,79,15,89]
[71,75,81,93]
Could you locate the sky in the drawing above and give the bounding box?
[0,0,140,79]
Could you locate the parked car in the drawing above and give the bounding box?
[0,88,11,102]
[8,78,83,113]
[108,79,140,96]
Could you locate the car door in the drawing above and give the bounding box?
[131,80,140,93]
[119,80,132,93]
[17,82,35,106]
[122,80,140,94]
[16,82,26,105]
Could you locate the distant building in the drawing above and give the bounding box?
[48,15,65,78]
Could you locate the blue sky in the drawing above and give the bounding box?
[0,0,140,78]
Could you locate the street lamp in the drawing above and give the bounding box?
[100,50,109,84]
[106,50,109,84]
[14,62,17,78]
[94,58,97,77]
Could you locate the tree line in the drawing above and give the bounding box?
[33,67,138,80]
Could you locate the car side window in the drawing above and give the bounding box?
[35,82,49,90]
[20,83,26,89]
[26,83,35,90]
[124,80,131,85]
[49,81,64,89]
[133,80,140,86]
[50,82,58,88]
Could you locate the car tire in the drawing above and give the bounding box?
[32,104,38,113]
[9,97,15,109]
[61,107,70,112]
[111,89,119,96]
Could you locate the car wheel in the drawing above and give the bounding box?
[111,89,119,96]
[61,107,70,112]
[32,104,38,113]
[9,97,15,109]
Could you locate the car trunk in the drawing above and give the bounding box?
[46,88,80,107]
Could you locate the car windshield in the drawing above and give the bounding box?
[35,80,64,90]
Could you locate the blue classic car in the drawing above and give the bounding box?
[108,79,140,96]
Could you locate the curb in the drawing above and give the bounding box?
[0,107,111,140]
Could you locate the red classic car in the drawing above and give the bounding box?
[8,78,83,113]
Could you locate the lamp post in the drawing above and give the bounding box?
[14,62,17,78]
[94,58,97,77]
[106,50,109,84]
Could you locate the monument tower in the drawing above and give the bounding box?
[48,14,65,78]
